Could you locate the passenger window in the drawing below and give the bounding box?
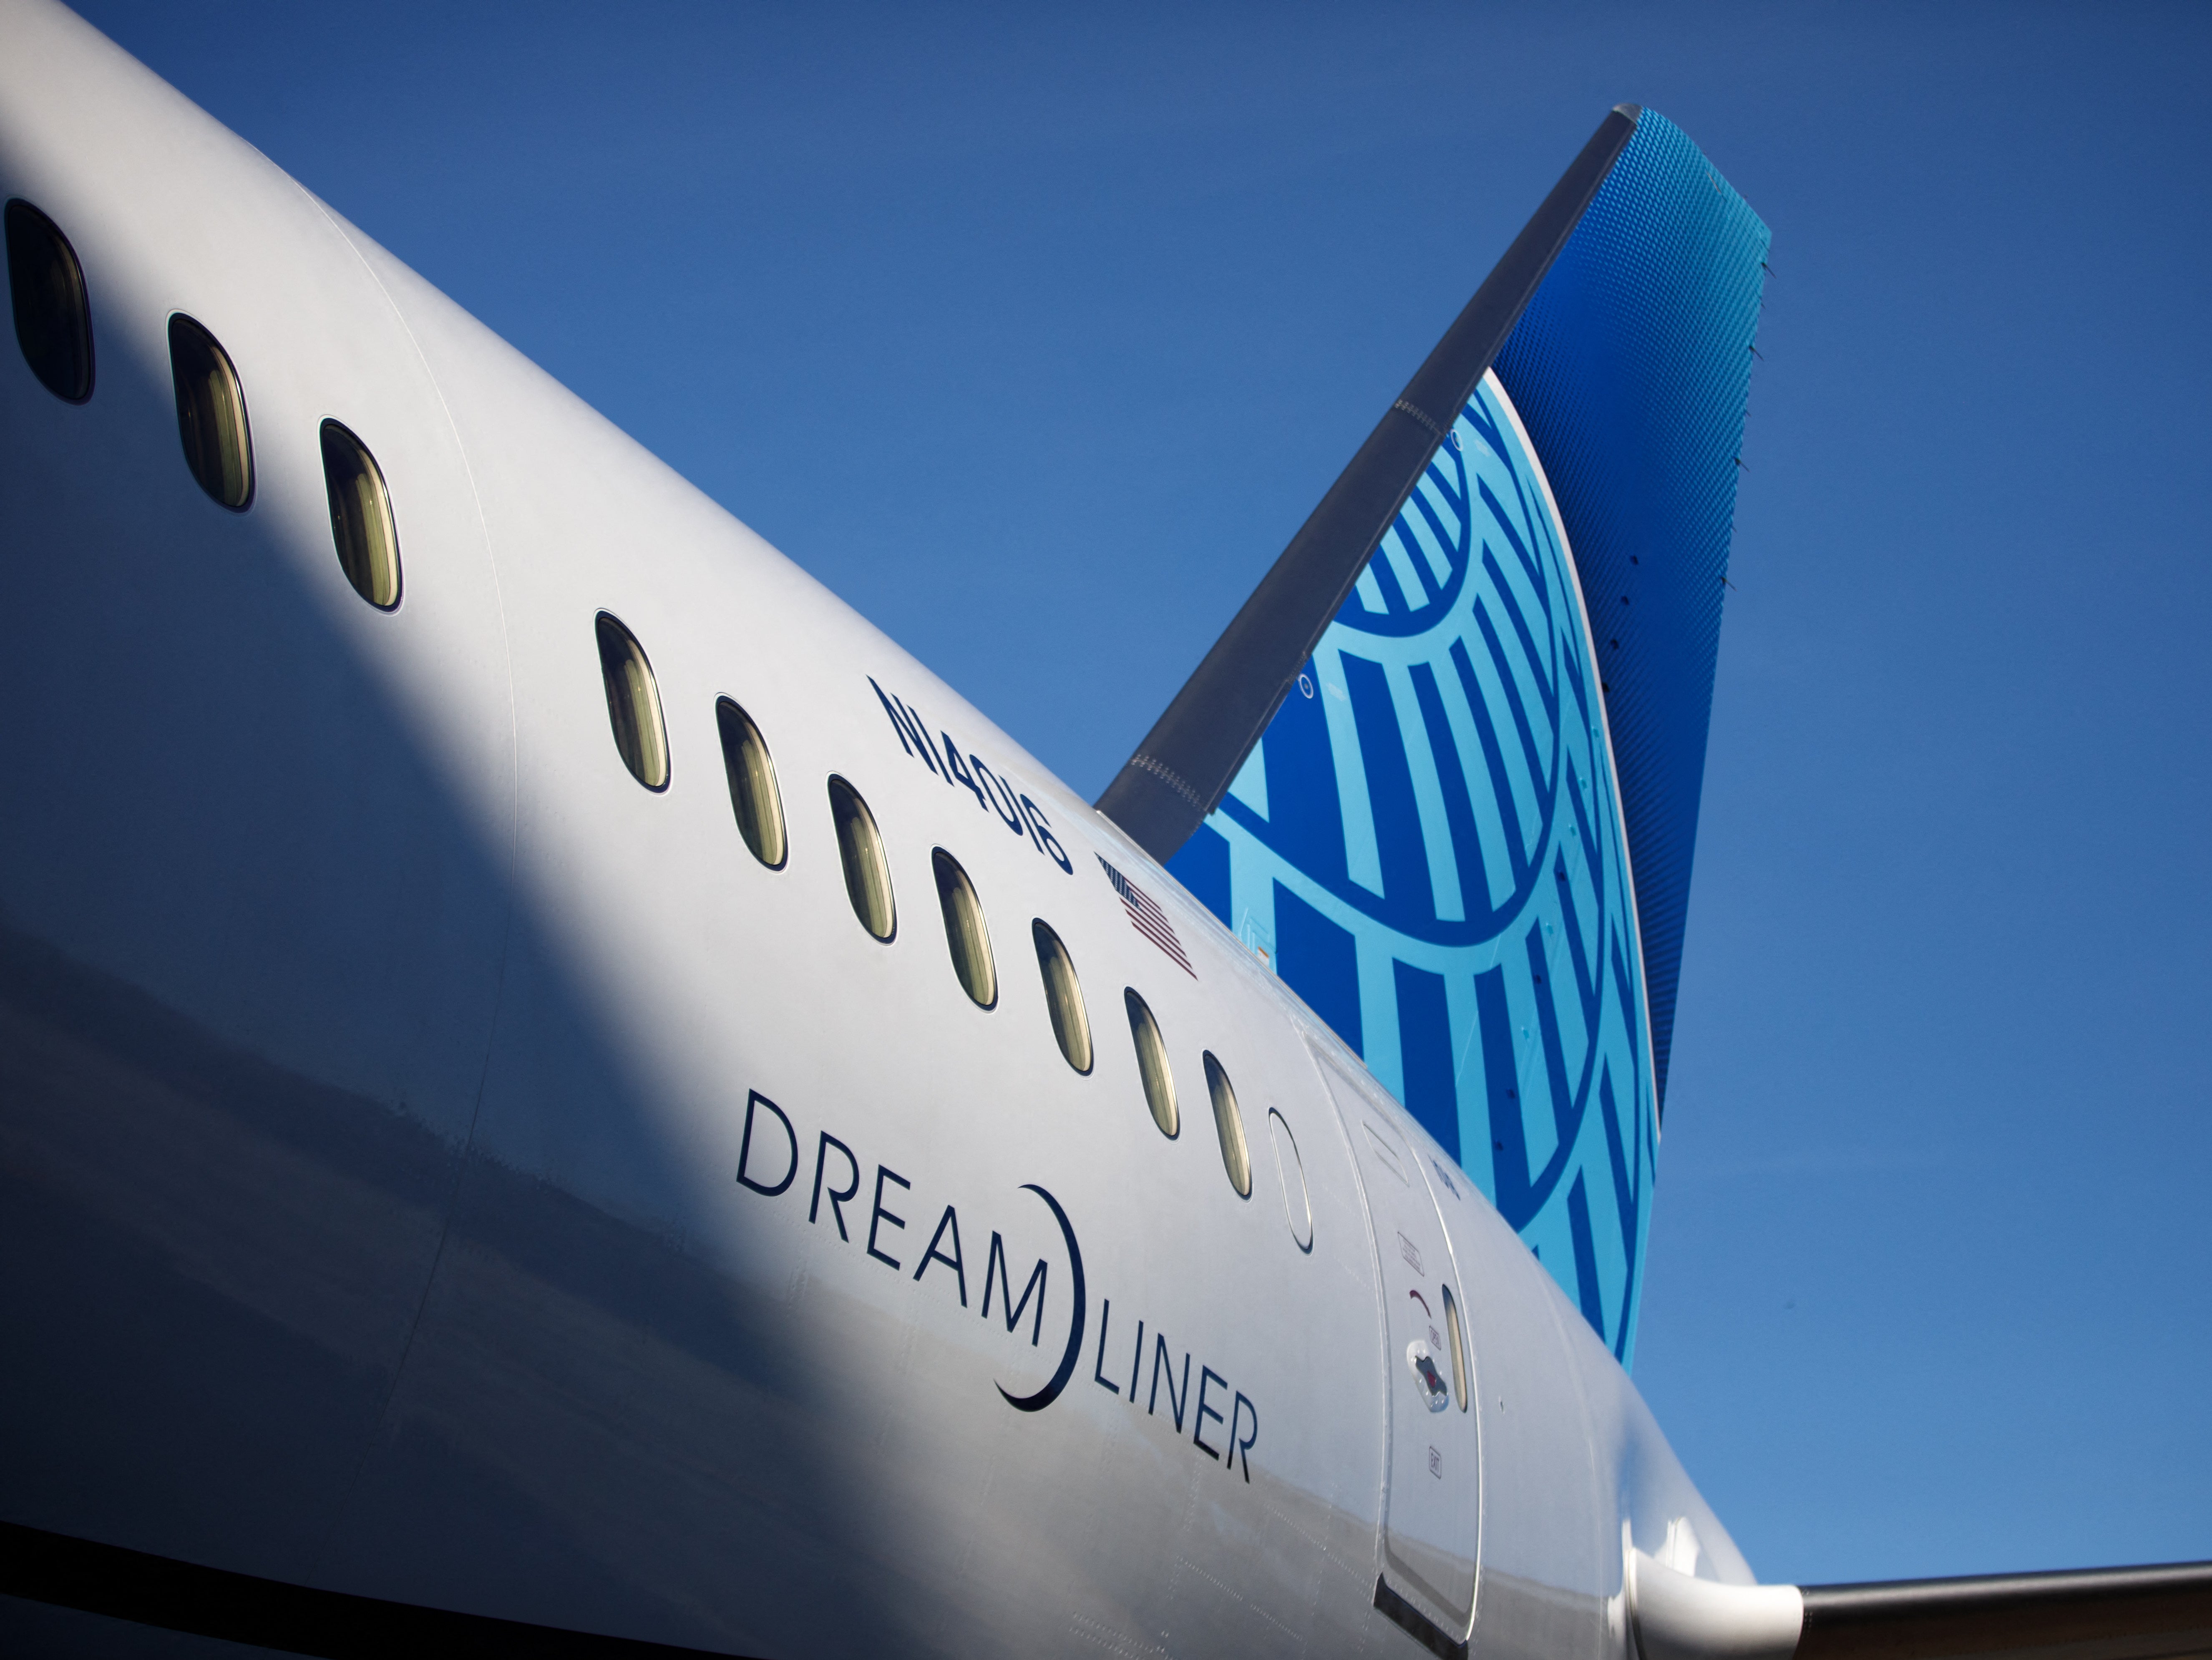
[829,776,895,940]
[932,850,996,1008]
[594,612,669,790]
[1442,1283,1468,1412]
[1124,989,1176,1137]
[1032,921,1091,1074]
[715,699,786,868]
[168,314,252,509]
[5,199,91,402]
[319,421,400,609]
[1203,1052,1251,1197]
[1267,1108,1314,1252]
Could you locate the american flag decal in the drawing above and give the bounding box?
[1098,857,1195,978]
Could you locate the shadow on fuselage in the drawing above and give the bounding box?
[0,226,906,1656]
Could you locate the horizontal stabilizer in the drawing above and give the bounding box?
[1797,1560,2212,1660]
[1632,1551,2212,1660]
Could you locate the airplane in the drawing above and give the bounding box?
[1,1,2206,1655]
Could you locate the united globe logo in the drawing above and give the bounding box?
[1168,371,1657,1365]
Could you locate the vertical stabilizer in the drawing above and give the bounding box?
[1105,111,1767,1363]
[1493,114,1769,1113]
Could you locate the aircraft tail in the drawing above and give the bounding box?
[1098,108,1768,1364]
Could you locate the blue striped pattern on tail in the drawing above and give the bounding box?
[1167,111,1767,1366]
[1170,373,1655,1364]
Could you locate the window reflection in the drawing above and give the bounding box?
[1032,920,1091,1074]
[595,613,669,790]
[830,776,895,941]
[1204,1052,1251,1197]
[320,420,400,609]
[5,199,92,402]
[1125,989,1176,1136]
[716,698,786,868]
[169,314,251,509]
[934,849,996,1007]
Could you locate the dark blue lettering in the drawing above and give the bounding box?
[1092,1298,1121,1395]
[1129,1318,1145,1401]
[866,1166,910,1268]
[1193,1365,1227,1461]
[1018,794,1073,873]
[972,757,1027,835]
[982,1232,1049,1346]
[1149,1336,1190,1429]
[1229,1391,1259,1482]
[809,1133,861,1239]
[868,677,934,772]
[896,699,942,777]
[941,737,991,814]
[735,1090,797,1197]
[913,1204,967,1305]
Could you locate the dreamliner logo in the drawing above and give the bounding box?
[735,1089,1261,1474]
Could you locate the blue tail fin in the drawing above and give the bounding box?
[1492,114,1770,1117]
[1136,110,1767,1365]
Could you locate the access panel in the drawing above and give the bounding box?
[1309,1045,1482,1643]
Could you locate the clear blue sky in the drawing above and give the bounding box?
[73,0,2210,1587]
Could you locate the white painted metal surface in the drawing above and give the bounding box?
[1631,1551,1804,1660]
[0,2,1768,1654]
[1312,1044,1484,1638]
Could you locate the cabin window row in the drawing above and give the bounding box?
[7,197,400,609]
[3,194,1260,1207]
[593,609,1253,1200]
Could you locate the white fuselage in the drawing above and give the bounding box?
[0,3,1752,1654]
